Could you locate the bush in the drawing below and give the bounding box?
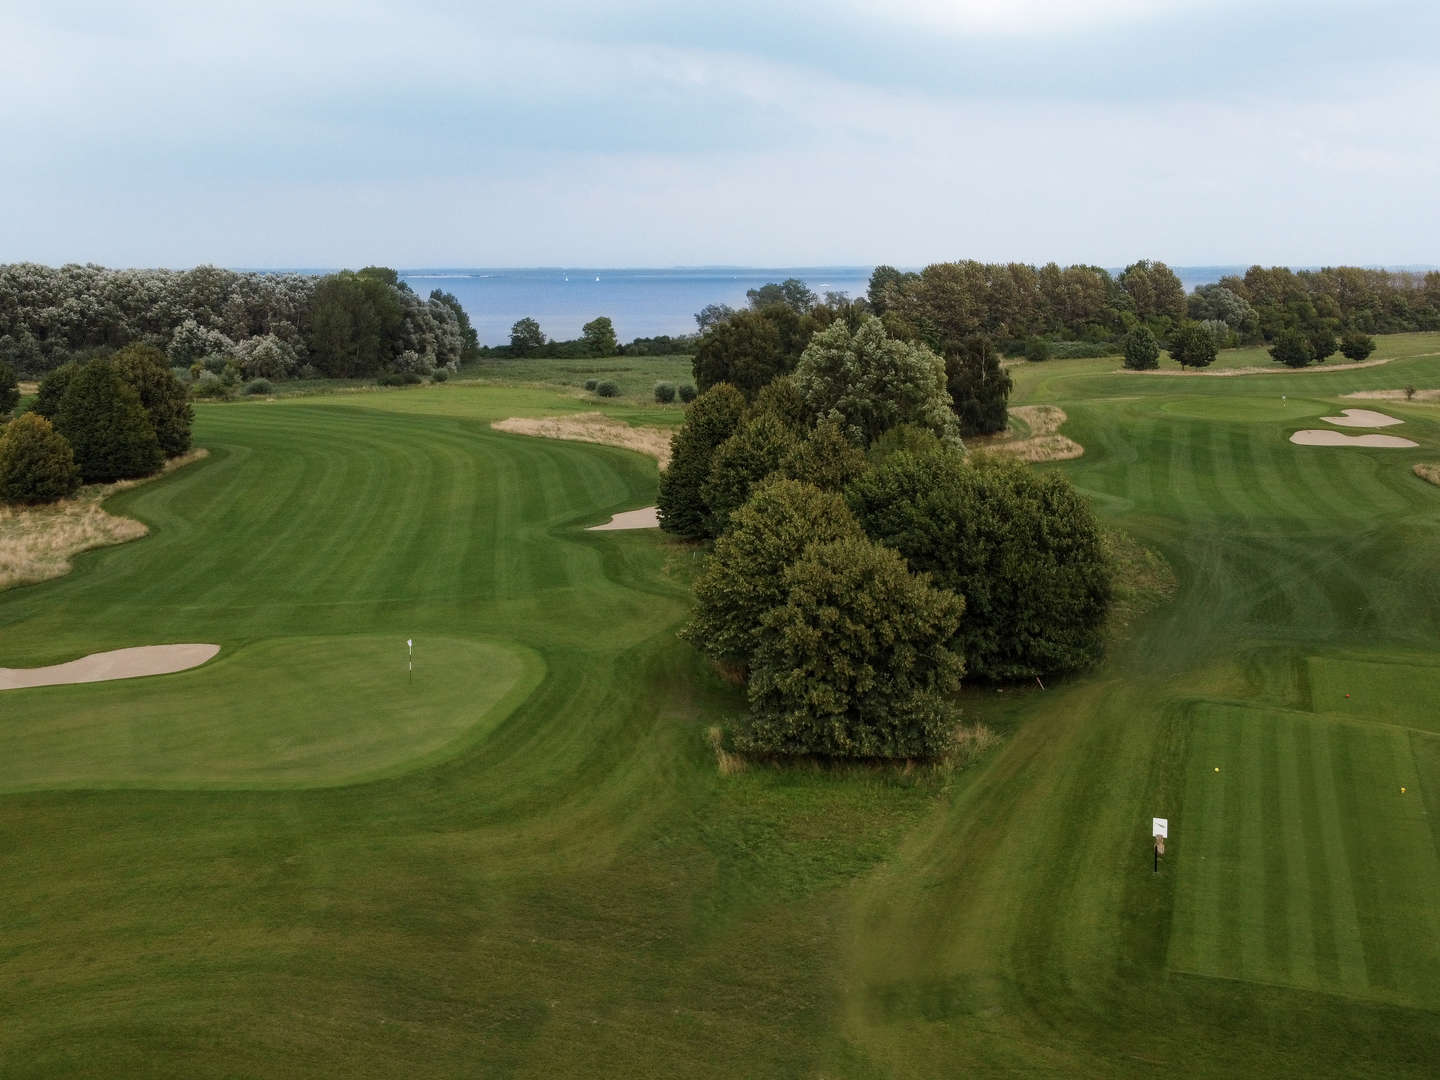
[1122,327,1161,371]
[432,369,449,383]
[0,358,17,418]
[1168,321,1218,369]
[1268,328,1313,368]
[678,383,697,403]
[654,381,676,403]
[583,378,599,391]
[0,412,80,504]
[190,371,231,399]
[595,380,621,398]
[377,371,423,386]
[243,378,274,396]
[1024,337,1052,363]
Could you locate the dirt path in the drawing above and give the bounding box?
[0,644,220,690]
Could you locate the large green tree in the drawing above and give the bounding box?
[681,477,865,667]
[945,334,1012,436]
[1122,326,1161,370]
[1340,331,1376,362]
[53,357,162,483]
[793,316,960,448]
[307,270,406,377]
[692,306,817,398]
[847,450,1111,680]
[1268,328,1313,368]
[1167,321,1218,369]
[509,317,545,356]
[0,412,80,504]
[741,534,965,760]
[581,316,617,356]
[656,383,747,540]
[112,343,193,457]
[30,361,79,420]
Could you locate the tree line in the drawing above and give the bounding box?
[0,263,480,382]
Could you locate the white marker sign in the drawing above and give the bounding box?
[1152,817,1168,839]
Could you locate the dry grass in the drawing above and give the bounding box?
[707,725,747,775]
[492,413,673,468]
[971,405,1084,462]
[0,449,207,591]
[940,721,1001,770]
[1413,463,1440,487]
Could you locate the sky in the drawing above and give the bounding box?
[1,0,1437,269]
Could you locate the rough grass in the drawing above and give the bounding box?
[972,404,1084,461]
[492,411,673,468]
[0,449,206,591]
[1414,462,1440,486]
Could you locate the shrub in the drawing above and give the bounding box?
[583,378,599,391]
[1024,337,1052,363]
[1268,328,1313,368]
[654,381,677,403]
[1168,321,1218,369]
[432,369,449,383]
[595,380,621,398]
[377,371,422,386]
[243,378,274,396]
[678,383,697,403]
[402,370,424,384]
[190,371,231,399]
[1404,385,1417,400]
[0,358,17,418]
[0,412,80,504]
[233,334,299,380]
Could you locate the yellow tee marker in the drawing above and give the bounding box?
[1401,787,1407,794]
[1214,767,1220,773]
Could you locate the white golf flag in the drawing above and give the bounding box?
[407,639,413,649]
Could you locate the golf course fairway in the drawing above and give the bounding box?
[2,336,1440,1077]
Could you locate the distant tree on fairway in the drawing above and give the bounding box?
[112,343,193,457]
[1269,328,1314,368]
[581,316,618,356]
[0,358,18,417]
[307,270,406,377]
[1122,326,1161,370]
[1340,331,1376,362]
[793,316,960,449]
[657,383,747,539]
[847,449,1111,680]
[53,357,162,483]
[509,317,545,355]
[0,412,80,504]
[1307,326,1338,364]
[1168,321,1218,369]
[740,534,965,760]
[945,334,1012,436]
[682,477,865,667]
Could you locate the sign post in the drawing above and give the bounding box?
[407,638,413,685]
[1152,817,1168,873]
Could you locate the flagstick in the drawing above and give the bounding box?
[408,637,413,686]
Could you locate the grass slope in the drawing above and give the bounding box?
[3,335,1440,1076]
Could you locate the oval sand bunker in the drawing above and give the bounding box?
[1320,408,1403,428]
[588,506,659,530]
[0,644,220,690]
[1290,431,1418,448]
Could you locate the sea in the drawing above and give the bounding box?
[394,265,1254,347]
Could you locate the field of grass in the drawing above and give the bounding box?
[2,334,1440,1075]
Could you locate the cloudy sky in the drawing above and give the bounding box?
[2,0,1437,268]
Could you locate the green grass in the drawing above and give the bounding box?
[4,333,1440,1075]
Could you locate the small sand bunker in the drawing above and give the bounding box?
[588,506,659,531]
[1290,431,1418,448]
[0,644,220,690]
[1320,409,1403,428]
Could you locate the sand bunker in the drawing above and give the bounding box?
[492,413,673,469]
[1290,431,1418,448]
[1320,409,1403,427]
[588,506,659,530]
[0,644,220,690]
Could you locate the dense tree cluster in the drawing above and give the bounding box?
[0,263,477,381]
[666,314,1112,760]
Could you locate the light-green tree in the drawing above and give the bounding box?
[581,316,617,356]
[509,317,545,356]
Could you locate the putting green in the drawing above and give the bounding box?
[0,635,543,790]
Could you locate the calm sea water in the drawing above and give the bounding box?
[397,267,876,347]
[393,265,1253,347]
